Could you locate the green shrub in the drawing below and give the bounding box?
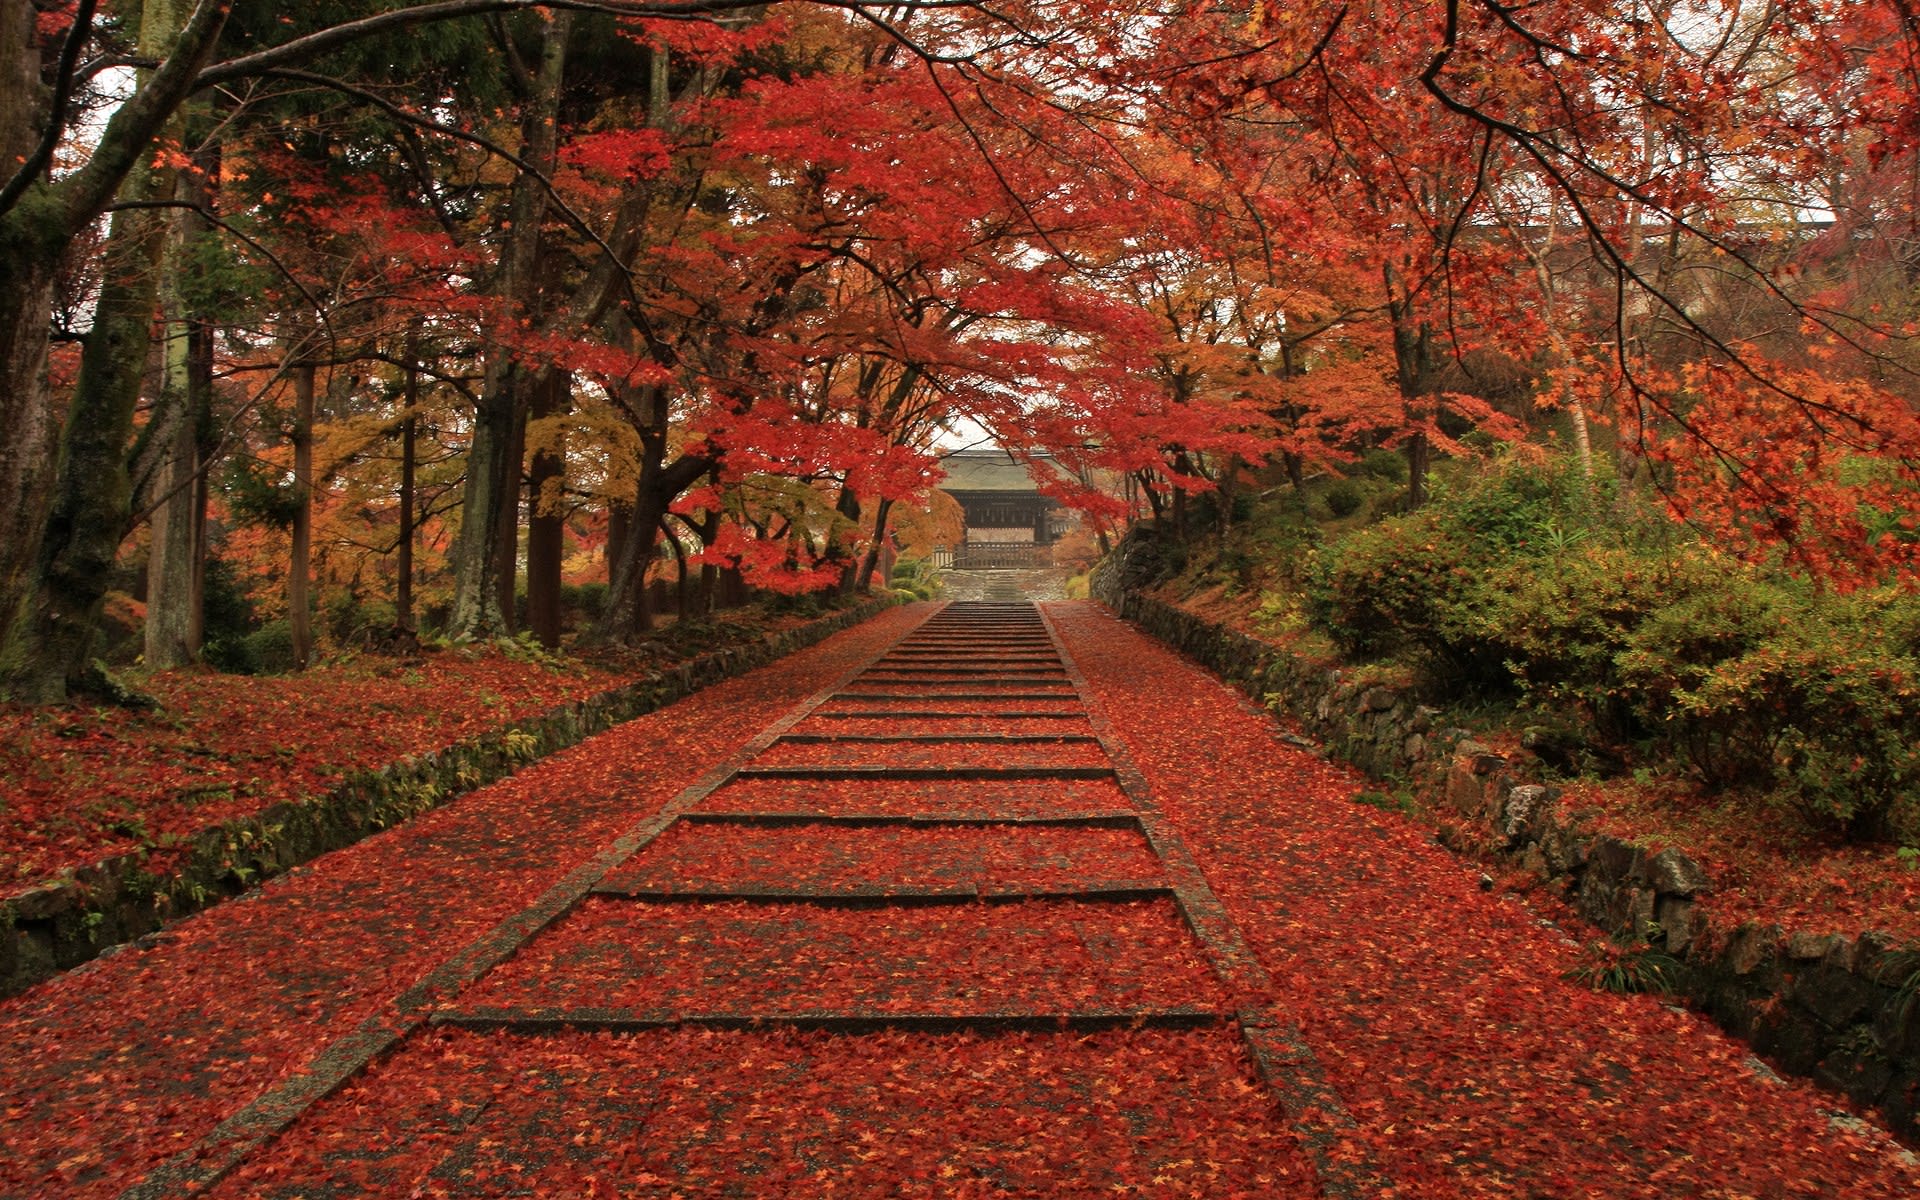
[1476,549,1727,739]
[1324,479,1365,518]
[561,581,609,621]
[1307,509,1506,683]
[1358,449,1409,483]
[1614,578,1802,786]
[201,634,258,675]
[325,593,397,647]
[241,621,298,675]
[1668,624,1919,840]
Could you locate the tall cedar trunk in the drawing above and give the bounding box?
[0,246,66,649]
[446,11,567,638]
[491,395,526,629]
[0,175,172,699]
[396,337,419,631]
[525,370,568,647]
[289,363,315,670]
[144,163,211,668]
[183,317,214,653]
[0,1,50,622]
[0,0,212,699]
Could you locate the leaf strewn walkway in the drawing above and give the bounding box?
[3,602,1917,1198]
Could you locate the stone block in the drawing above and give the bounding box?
[1498,785,1551,846]
[1783,930,1835,961]
[1789,964,1881,1030]
[1646,847,1710,897]
[1655,895,1697,955]
[1359,686,1398,713]
[1586,835,1644,884]
[1445,760,1485,815]
[1724,923,1776,977]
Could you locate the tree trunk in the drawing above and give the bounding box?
[525,370,568,647]
[144,166,211,668]
[1385,262,1435,511]
[289,363,315,671]
[854,497,895,595]
[666,517,690,619]
[446,10,568,639]
[491,391,526,630]
[0,3,60,624]
[0,0,221,699]
[695,510,720,616]
[396,339,418,632]
[0,175,173,700]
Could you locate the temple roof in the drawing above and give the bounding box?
[936,449,1070,495]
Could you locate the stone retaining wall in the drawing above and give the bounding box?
[1,597,899,999]
[1098,573,1920,1141]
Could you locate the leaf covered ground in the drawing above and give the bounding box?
[1048,601,1920,1194]
[0,608,829,892]
[2,600,1916,1198]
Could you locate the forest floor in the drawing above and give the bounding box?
[3,600,1917,1198]
[0,604,840,895]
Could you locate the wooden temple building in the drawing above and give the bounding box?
[934,448,1073,569]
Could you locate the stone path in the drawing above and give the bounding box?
[935,567,1074,602]
[4,601,1918,1198]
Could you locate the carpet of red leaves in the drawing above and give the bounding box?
[599,821,1163,893]
[698,776,1134,817]
[7,600,1918,1199]
[459,896,1219,1015]
[0,649,636,889]
[203,1025,1315,1199]
[751,738,1111,769]
[0,608,924,1199]
[1048,601,1920,1197]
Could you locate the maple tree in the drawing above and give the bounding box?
[2,0,1918,697]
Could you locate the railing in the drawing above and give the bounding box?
[950,542,1054,570]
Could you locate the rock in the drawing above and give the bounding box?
[9,881,75,922]
[1783,930,1835,961]
[1279,733,1318,752]
[1445,759,1486,815]
[1655,894,1697,955]
[1359,686,1398,713]
[1402,732,1427,761]
[1822,936,1859,974]
[1646,848,1711,897]
[1498,785,1552,845]
[1408,705,1440,734]
[1790,964,1880,1029]
[1587,835,1644,883]
[1724,924,1776,976]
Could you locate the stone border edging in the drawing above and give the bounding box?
[1103,585,1920,1144]
[0,596,899,1000]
